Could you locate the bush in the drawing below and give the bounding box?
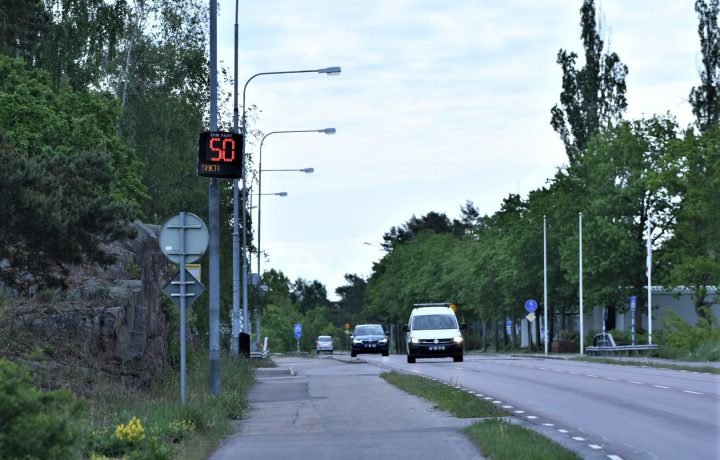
[0,358,85,459]
[656,309,720,361]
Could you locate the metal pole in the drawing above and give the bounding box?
[208,0,220,395]
[647,220,653,344]
[179,212,186,404]
[543,215,548,355]
[238,70,339,340]
[230,0,240,355]
[579,212,584,355]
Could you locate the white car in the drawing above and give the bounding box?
[404,303,466,363]
[315,335,334,354]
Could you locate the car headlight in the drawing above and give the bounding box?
[453,336,464,344]
[352,339,362,344]
[411,337,420,344]
[379,338,388,343]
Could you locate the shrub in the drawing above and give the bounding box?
[0,358,85,459]
[658,309,720,361]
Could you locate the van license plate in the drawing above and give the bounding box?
[430,346,445,351]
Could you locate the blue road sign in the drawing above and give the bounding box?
[630,295,637,311]
[525,299,538,313]
[294,323,302,339]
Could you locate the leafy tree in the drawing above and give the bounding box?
[382,211,465,250]
[0,0,52,63]
[689,0,720,132]
[290,278,331,314]
[333,274,367,326]
[658,126,720,325]
[550,0,628,165]
[565,117,678,329]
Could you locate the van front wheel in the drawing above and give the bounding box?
[407,355,416,364]
[453,354,463,362]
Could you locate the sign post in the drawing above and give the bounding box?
[294,323,302,354]
[160,212,208,403]
[629,295,637,345]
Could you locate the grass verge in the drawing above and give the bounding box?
[575,356,720,374]
[85,348,257,460]
[381,371,580,460]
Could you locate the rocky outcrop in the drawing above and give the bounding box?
[1,221,173,385]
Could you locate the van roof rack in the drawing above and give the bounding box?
[412,303,450,307]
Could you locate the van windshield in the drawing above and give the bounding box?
[412,314,458,330]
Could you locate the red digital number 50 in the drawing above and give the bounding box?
[209,137,236,162]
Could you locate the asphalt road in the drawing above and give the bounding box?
[356,353,720,460]
[208,356,486,460]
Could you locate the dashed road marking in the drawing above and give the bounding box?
[542,423,554,427]
[587,374,599,378]
[502,405,513,409]
[572,436,586,441]
[683,390,704,395]
[653,385,670,389]
[606,377,620,381]
[569,371,580,375]
[589,444,602,449]
[526,415,538,420]
[514,410,525,414]
[607,455,624,460]
[628,381,644,385]
[558,429,569,433]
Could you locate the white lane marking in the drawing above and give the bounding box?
[569,371,580,375]
[653,385,671,389]
[538,367,547,370]
[410,369,423,374]
[607,455,624,460]
[558,429,569,433]
[502,405,513,409]
[514,410,525,414]
[589,444,602,450]
[628,381,644,385]
[572,436,586,441]
[606,377,620,381]
[484,397,492,400]
[527,415,538,420]
[492,401,502,404]
[587,374,599,378]
[543,423,554,427]
[454,367,464,370]
[553,369,564,372]
[683,390,704,395]
[466,390,475,394]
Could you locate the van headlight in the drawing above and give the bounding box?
[379,338,388,343]
[411,337,420,344]
[352,339,362,344]
[453,336,464,344]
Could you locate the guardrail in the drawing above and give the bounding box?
[250,337,270,359]
[585,344,659,356]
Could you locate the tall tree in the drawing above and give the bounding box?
[382,211,464,250]
[333,274,367,325]
[689,0,720,132]
[551,0,628,165]
[657,126,720,325]
[290,278,331,314]
[0,0,52,63]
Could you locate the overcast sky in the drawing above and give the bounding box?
[215,0,701,301]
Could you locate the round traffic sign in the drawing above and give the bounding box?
[159,213,209,264]
[525,299,538,313]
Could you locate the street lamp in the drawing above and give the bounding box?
[257,129,334,289]
[233,69,340,353]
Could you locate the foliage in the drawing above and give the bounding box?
[689,0,720,132]
[657,126,720,324]
[658,309,720,360]
[550,0,628,165]
[0,358,85,459]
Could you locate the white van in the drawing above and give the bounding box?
[403,303,466,363]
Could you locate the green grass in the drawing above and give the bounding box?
[84,348,256,460]
[381,371,580,460]
[465,419,581,460]
[381,371,507,417]
[575,356,720,374]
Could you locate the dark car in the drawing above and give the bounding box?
[351,324,389,357]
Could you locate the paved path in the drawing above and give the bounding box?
[208,356,485,460]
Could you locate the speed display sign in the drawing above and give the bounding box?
[197,131,243,178]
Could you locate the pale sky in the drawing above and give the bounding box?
[215,1,701,301]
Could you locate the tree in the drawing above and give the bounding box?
[382,211,465,250]
[290,278,331,314]
[550,0,628,165]
[333,274,367,326]
[0,0,52,64]
[689,0,720,132]
[658,125,720,325]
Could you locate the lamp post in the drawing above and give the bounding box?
[233,68,340,353]
[257,128,334,283]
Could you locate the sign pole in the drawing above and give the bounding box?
[579,212,584,355]
[179,212,187,404]
[543,215,548,355]
[208,0,220,396]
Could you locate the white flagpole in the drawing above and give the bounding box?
[579,212,584,355]
[647,219,652,344]
[543,215,548,355]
